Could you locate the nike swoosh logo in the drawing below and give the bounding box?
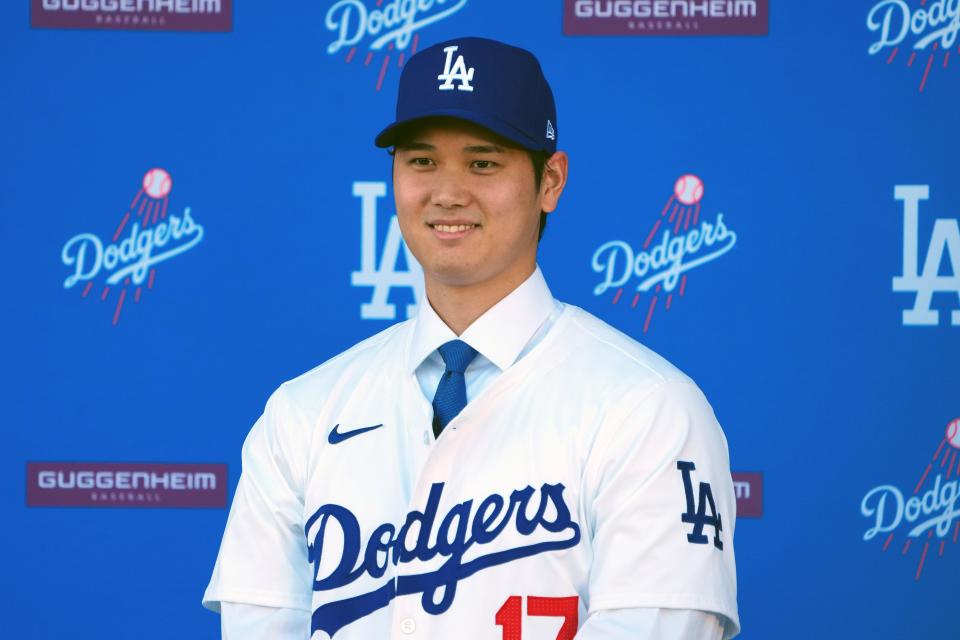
[328,423,384,444]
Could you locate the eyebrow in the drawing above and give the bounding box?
[463,144,505,154]
[395,142,506,154]
[395,142,435,151]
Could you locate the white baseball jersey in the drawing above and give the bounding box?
[204,272,739,639]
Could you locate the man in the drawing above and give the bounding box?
[203,37,739,639]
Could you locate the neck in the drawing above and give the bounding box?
[425,265,535,335]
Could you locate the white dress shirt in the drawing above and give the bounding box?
[219,267,727,639]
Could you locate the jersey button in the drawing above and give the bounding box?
[399,617,416,635]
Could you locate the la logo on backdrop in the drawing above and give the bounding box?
[861,418,960,580]
[60,168,204,325]
[866,0,959,92]
[591,175,737,333]
[350,181,424,320]
[323,0,469,91]
[891,185,960,327]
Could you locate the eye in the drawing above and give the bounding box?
[408,157,435,167]
[471,160,498,170]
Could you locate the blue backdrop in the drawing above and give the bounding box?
[6,1,958,637]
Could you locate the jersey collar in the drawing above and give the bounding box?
[406,266,555,374]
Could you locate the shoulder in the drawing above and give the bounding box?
[548,305,719,437]
[555,306,729,466]
[556,304,694,392]
[235,320,413,491]
[274,319,412,413]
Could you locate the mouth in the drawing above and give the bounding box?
[428,223,480,233]
[427,222,481,239]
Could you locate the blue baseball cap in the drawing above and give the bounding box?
[375,37,557,154]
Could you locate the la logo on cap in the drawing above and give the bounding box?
[437,45,474,92]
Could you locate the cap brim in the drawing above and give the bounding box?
[374,108,549,153]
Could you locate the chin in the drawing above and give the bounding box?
[429,270,481,288]
[425,262,489,288]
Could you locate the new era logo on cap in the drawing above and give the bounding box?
[375,37,558,154]
[437,45,475,92]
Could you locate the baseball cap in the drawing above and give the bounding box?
[374,37,557,154]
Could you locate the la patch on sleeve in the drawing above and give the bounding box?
[677,461,723,550]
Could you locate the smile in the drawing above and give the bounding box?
[429,223,480,232]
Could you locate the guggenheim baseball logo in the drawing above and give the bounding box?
[867,0,959,92]
[592,174,737,333]
[31,0,232,32]
[860,418,960,580]
[26,462,227,508]
[60,168,204,326]
[892,185,960,327]
[564,0,768,36]
[732,471,762,518]
[324,0,469,91]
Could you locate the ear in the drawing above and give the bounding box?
[539,151,568,214]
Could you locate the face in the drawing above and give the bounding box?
[392,121,567,298]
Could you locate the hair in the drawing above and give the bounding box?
[388,118,554,242]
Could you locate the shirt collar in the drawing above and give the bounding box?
[406,266,555,373]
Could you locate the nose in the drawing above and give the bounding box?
[429,170,470,209]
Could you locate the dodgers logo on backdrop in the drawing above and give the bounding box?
[891,185,960,327]
[860,418,960,580]
[350,181,424,320]
[591,174,737,333]
[60,168,204,326]
[324,0,469,91]
[305,481,580,636]
[866,0,959,92]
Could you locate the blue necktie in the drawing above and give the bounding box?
[432,339,479,437]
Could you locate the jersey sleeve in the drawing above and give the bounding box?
[582,380,740,639]
[576,607,725,639]
[203,386,313,613]
[220,603,311,639]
